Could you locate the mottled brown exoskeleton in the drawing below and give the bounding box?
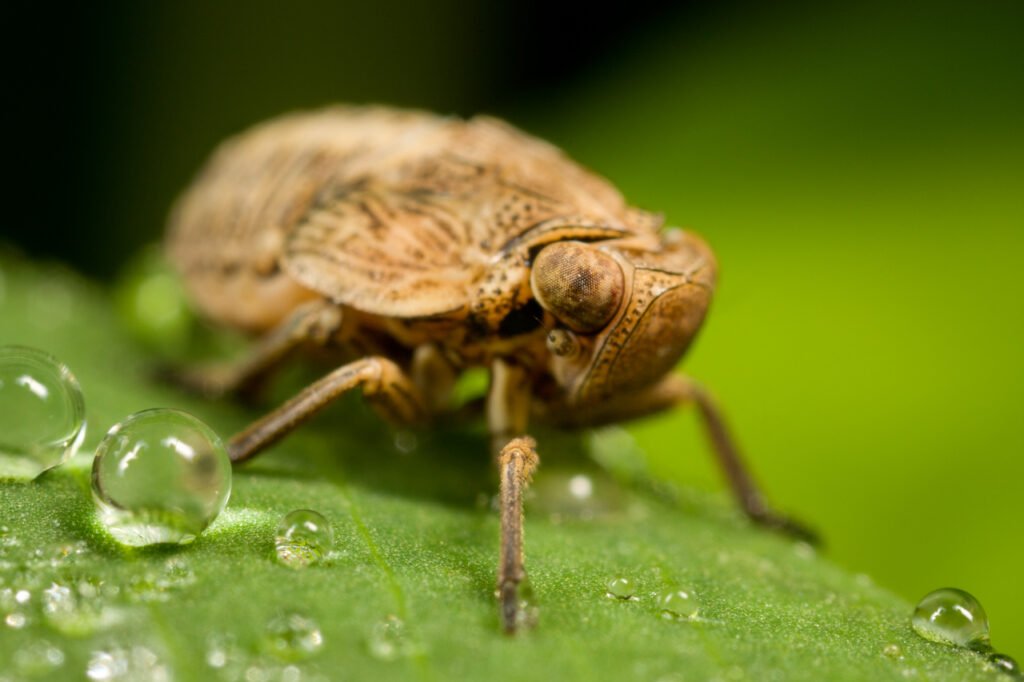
[167,106,811,633]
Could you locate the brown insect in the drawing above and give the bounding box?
[166,105,812,633]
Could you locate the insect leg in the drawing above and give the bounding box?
[496,436,538,635]
[228,356,426,463]
[487,359,538,633]
[680,377,819,544]
[163,300,343,400]
[539,375,818,543]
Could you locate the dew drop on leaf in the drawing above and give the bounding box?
[659,589,699,621]
[911,587,990,651]
[13,638,65,676]
[263,612,324,661]
[605,576,636,600]
[0,345,85,480]
[274,509,333,569]
[91,408,232,546]
[882,643,903,659]
[368,614,419,661]
[984,652,1020,676]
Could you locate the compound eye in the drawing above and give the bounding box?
[531,242,625,333]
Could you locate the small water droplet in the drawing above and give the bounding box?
[263,612,323,661]
[204,632,245,678]
[368,614,419,661]
[115,246,194,355]
[393,430,418,454]
[606,576,637,600]
[86,646,169,681]
[659,589,699,620]
[514,578,540,631]
[911,588,990,651]
[0,346,85,480]
[5,611,27,628]
[13,639,65,676]
[274,510,333,569]
[882,643,903,659]
[91,408,232,546]
[984,652,1020,675]
[41,580,121,635]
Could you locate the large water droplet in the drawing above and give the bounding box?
[263,612,323,661]
[91,408,232,546]
[911,587,990,651]
[274,510,333,569]
[0,346,85,480]
[659,589,699,621]
[605,576,637,600]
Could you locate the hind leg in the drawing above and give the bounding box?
[162,300,343,400]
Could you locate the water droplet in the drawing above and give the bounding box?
[13,639,64,676]
[513,577,540,631]
[911,588,990,651]
[0,346,85,480]
[393,430,418,454]
[86,646,170,681]
[263,612,323,661]
[41,580,121,635]
[115,246,193,355]
[985,652,1020,675]
[606,576,637,600]
[5,611,27,628]
[204,633,245,678]
[659,589,699,620]
[368,615,419,661]
[274,510,333,569]
[882,643,903,659]
[91,408,232,546]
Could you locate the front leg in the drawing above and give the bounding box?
[496,436,539,634]
[540,374,818,544]
[488,359,539,634]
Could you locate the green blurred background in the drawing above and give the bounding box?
[7,0,1023,654]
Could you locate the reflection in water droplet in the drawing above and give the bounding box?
[605,576,636,600]
[91,409,232,546]
[0,346,86,480]
[263,613,323,661]
[274,510,333,569]
[659,589,699,621]
[911,588,990,651]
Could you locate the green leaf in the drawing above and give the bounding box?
[0,255,1002,681]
